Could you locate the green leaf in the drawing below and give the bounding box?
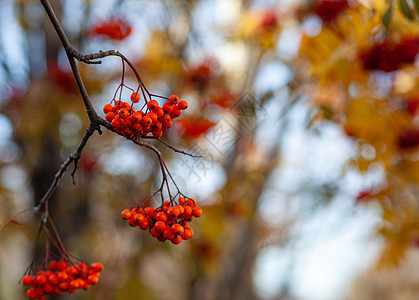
[414,0,419,15]
[382,2,393,28]
[399,0,415,20]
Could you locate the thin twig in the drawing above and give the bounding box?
[142,137,203,158]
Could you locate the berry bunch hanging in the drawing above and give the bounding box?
[22,260,103,299]
[103,92,188,139]
[121,196,202,244]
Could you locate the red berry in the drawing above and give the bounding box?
[119,108,130,119]
[155,211,168,222]
[170,106,182,119]
[154,107,164,118]
[192,205,203,217]
[178,100,188,110]
[121,209,132,220]
[22,275,32,286]
[147,100,159,111]
[162,102,174,114]
[169,94,180,105]
[105,112,116,122]
[130,92,141,103]
[181,227,194,240]
[27,288,37,299]
[154,221,166,232]
[171,223,184,235]
[171,235,182,244]
[141,116,152,127]
[130,111,143,123]
[103,104,114,114]
[169,206,180,218]
[90,262,104,272]
[48,273,59,285]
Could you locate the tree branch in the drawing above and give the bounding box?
[40,0,97,121]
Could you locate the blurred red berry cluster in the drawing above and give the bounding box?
[88,18,132,41]
[313,0,349,22]
[359,37,419,72]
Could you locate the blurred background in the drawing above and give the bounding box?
[1,0,419,299]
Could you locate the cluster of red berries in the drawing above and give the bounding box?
[103,93,188,139]
[88,18,132,41]
[121,197,202,244]
[22,260,103,299]
[359,37,419,72]
[313,0,348,23]
[398,128,419,149]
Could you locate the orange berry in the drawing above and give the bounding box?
[103,104,114,114]
[162,102,174,114]
[27,288,37,299]
[44,283,53,294]
[150,227,161,237]
[87,274,99,285]
[163,229,175,239]
[36,274,47,285]
[48,273,58,285]
[128,216,138,227]
[178,197,186,205]
[141,116,152,127]
[68,266,79,277]
[143,126,152,133]
[152,120,162,132]
[147,112,158,123]
[90,262,104,272]
[181,227,194,240]
[105,112,116,122]
[160,114,171,124]
[162,119,172,129]
[186,198,196,206]
[170,107,182,119]
[59,281,69,290]
[169,94,180,105]
[35,287,44,296]
[171,223,184,235]
[118,108,130,119]
[184,215,194,222]
[147,100,159,111]
[22,275,32,286]
[130,111,143,123]
[121,209,132,220]
[130,92,141,103]
[153,107,164,118]
[69,280,79,289]
[57,271,68,282]
[111,117,121,128]
[155,211,168,222]
[178,100,188,110]
[144,207,156,217]
[171,235,182,244]
[169,206,180,218]
[152,130,163,138]
[131,122,143,132]
[48,260,58,271]
[139,219,150,230]
[120,117,132,127]
[192,205,203,217]
[134,213,145,223]
[177,205,184,215]
[154,221,166,232]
